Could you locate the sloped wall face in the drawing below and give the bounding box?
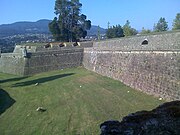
[24,48,83,75]
[0,53,26,76]
[94,32,180,50]
[83,48,180,100]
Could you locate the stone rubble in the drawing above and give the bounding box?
[100,101,180,135]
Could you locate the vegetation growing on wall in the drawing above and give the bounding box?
[140,27,151,34]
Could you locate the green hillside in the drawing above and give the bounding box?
[0,19,106,38]
[0,67,164,135]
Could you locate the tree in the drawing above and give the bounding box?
[123,20,138,37]
[49,17,61,41]
[106,25,124,39]
[141,27,151,34]
[172,13,180,30]
[49,0,91,42]
[153,17,168,32]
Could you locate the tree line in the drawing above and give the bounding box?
[106,20,138,38]
[49,0,180,41]
[106,13,180,39]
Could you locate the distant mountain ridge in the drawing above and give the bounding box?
[87,25,106,36]
[0,19,106,37]
[0,20,51,37]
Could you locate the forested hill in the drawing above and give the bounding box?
[0,20,51,37]
[0,19,106,37]
[87,25,106,36]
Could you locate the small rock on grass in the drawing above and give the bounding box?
[36,107,46,112]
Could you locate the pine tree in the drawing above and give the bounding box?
[106,25,124,39]
[49,0,91,42]
[153,17,168,32]
[172,13,180,30]
[123,20,137,37]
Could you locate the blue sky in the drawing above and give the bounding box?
[0,0,179,30]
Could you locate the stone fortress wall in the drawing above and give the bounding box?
[24,48,84,75]
[93,32,180,50]
[83,32,180,100]
[0,53,26,76]
[0,32,179,100]
[0,42,93,76]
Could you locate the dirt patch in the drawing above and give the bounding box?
[76,75,100,84]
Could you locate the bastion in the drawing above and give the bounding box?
[0,31,180,100]
[0,42,93,76]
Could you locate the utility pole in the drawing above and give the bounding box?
[97,25,100,40]
[108,22,110,29]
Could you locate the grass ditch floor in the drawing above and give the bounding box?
[0,67,164,135]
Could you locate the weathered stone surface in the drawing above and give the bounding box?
[94,32,180,50]
[0,49,84,76]
[83,49,180,100]
[0,42,93,76]
[100,101,180,135]
[23,48,84,75]
[0,53,26,76]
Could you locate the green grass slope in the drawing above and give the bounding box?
[0,67,164,135]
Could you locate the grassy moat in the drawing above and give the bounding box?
[0,67,164,135]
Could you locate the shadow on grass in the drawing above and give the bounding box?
[0,88,16,115]
[12,73,75,87]
[0,76,28,83]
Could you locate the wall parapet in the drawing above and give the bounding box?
[93,31,180,51]
[84,48,180,53]
[13,41,93,53]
